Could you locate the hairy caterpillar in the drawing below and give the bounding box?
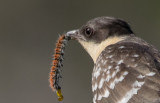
[49,34,70,101]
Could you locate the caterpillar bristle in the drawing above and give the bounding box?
[49,34,70,101]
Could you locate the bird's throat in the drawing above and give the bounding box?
[78,36,127,63]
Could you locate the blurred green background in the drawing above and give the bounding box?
[0,0,160,103]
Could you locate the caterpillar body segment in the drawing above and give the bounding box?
[49,34,71,101]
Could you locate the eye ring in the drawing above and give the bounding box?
[85,27,93,37]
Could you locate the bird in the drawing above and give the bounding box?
[66,16,160,103]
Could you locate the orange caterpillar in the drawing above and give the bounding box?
[49,34,70,101]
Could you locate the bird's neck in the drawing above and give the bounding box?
[78,36,128,63]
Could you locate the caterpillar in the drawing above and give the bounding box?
[49,34,71,101]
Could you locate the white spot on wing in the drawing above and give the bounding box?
[109,82,116,89]
[119,46,125,49]
[123,71,128,75]
[118,60,123,65]
[112,71,116,78]
[101,59,104,63]
[107,50,112,53]
[109,71,128,89]
[108,66,112,70]
[137,74,145,79]
[92,83,98,92]
[112,68,120,78]
[97,94,103,100]
[133,80,145,87]
[93,93,97,103]
[103,61,107,65]
[146,72,156,76]
[106,66,121,83]
[133,54,139,57]
[108,55,113,58]
[115,65,119,69]
[118,77,145,103]
[133,64,138,67]
[94,68,101,78]
[98,78,105,89]
[103,89,110,98]
[107,70,110,74]
[93,99,96,103]
[118,88,139,103]
[106,75,111,82]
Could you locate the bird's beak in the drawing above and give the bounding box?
[66,29,85,41]
[66,29,79,40]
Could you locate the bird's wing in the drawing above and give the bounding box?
[92,42,160,103]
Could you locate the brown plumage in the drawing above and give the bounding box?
[92,36,160,103]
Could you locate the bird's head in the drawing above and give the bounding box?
[66,17,134,63]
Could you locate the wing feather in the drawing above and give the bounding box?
[92,42,160,103]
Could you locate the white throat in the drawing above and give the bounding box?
[78,36,127,63]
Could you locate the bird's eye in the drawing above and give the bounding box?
[85,27,93,37]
